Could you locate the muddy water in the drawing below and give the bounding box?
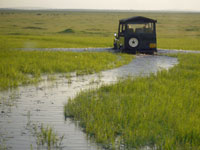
[0,55,178,150]
[158,49,200,54]
[18,47,200,54]
[17,47,116,53]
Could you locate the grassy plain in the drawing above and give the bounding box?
[65,53,200,149]
[0,10,200,50]
[1,10,200,149]
[0,10,140,90]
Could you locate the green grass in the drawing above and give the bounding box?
[1,9,200,150]
[65,53,200,149]
[0,10,200,50]
[0,35,112,48]
[32,123,64,149]
[158,37,200,50]
[0,10,137,90]
[0,48,133,90]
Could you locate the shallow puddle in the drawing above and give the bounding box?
[17,47,116,53]
[18,47,200,54]
[158,49,200,54]
[0,55,178,150]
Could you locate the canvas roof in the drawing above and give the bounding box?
[119,16,157,24]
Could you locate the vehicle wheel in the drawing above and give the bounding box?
[128,37,140,49]
[146,51,154,55]
[129,38,139,48]
[113,43,117,50]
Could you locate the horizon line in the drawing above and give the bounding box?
[0,7,200,13]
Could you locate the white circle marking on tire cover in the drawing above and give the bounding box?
[129,38,139,48]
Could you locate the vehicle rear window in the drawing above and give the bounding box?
[127,23,154,33]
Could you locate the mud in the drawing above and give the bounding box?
[0,55,178,150]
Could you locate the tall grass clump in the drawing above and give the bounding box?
[65,53,200,149]
[25,111,64,150]
[33,124,64,149]
[27,123,64,150]
[0,47,133,90]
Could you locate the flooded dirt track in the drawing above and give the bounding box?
[18,47,200,54]
[0,55,178,150]
[157,49,200,54]
[17,47,117,53]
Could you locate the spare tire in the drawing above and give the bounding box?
[127,36,140,50]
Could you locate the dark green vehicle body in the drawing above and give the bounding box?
[114,16,157,54]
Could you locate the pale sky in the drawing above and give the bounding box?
[0,0,200,11]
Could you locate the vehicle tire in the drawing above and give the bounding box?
[146,51,154,55]
[128,37,140,49]
[113,43,117,50]
[126,36,141,53]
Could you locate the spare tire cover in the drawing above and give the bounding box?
[128,37,139,48]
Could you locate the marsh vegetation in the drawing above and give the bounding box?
[29,123,64,150]
[1,10,200,150]
[0,49,133,90]
[65,53,200,149]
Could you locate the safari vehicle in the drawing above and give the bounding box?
[114,16,157,54]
